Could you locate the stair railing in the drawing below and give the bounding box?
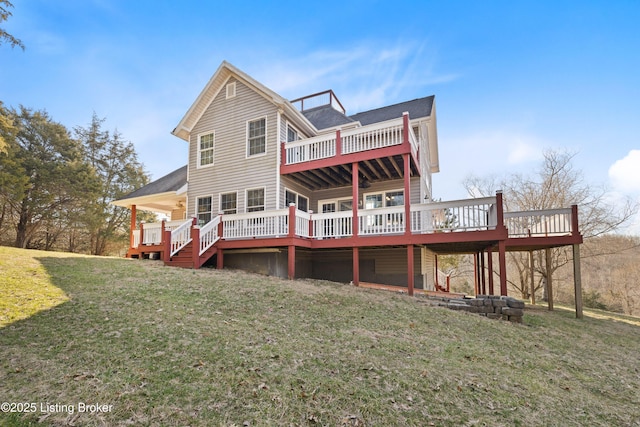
[170,219,194,257]
[199,216,221,256]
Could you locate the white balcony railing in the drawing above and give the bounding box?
[410,197,498,233]
[342,118,404,154]
[132,229,141,248]
[311,211,354,239]
[222,209,290,239]
[284,117,408,165]
[141,222,163,245]
[504,208,573,238]
[358,206,405,235]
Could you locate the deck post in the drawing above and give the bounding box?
[487,247,494,295]
[498,240,508,296]
[216,248,224,269]
[288,203,296,238]
[473,252,479,295]
[403,153,411,236]
[434,255,439,289]
[407,244,415,296]
[163,230,171,263]
[130,204,137,249]
[529,251,536,305]
[573,244,583,319]
[545,248,554,311]
[352,162,359,237]
[480,250,486,295]
[280,141,286,165]
[308,210,314,238]
[336,129,342,156]
[191,226,200,269]
[352,247,360,286]
[288,245,295,280]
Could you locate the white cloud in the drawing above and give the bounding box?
[609,149,640,194]
[247,40,458,114]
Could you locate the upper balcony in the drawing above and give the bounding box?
[280,113,420,190]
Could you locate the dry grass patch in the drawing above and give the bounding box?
[0,247,639,426]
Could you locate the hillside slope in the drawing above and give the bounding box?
[1,247,639,426]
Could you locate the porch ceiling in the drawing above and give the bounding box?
[284,154,420,190]
[111,192,186,215]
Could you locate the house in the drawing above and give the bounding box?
[112,61,583,301]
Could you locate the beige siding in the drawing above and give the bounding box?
[187,77,280,216]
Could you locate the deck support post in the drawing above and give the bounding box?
[403,153,411,236]
[473,252,479,295]
[480,250,486,295]
[163,230,171,263]
[529,251,536,305]
[573,244,583,319]
[288,245,295,280]
[434,254,439,290]
[498,240,508,296]
[191,226,200,269]
[352,162,359,237]
[407,244,414,296]
[130,204,137,249]
[352,247,359,286]
[487,247,494,295]
[216,248,224,270]
[545,248,553,311]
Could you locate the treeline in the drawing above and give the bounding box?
[0,102,151,255]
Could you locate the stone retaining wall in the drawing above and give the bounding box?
[427,295,526,323]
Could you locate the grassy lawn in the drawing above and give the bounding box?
[1,246,639,426]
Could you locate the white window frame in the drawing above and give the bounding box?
[197,131,215,168]
[286,123,300,142]
[196,195,213,226]
[317,197,353,213]
[219,191,238,215]
[363,189,404,209]
[245,187,266,212]
[246,116,267,158]
[226,82,236,99]
[284,188,309,212]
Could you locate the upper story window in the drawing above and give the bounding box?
[220,192,237,215]
[247,118,266,157]
[196,196,212,226]
[287,125,299,142]
[246,188,265,212]
[198,132,215,167]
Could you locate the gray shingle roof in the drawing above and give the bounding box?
[301,105,355,130]
[349,96,435,125]
[299,96,435,130]
[119,165,187,200]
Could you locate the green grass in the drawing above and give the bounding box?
[1,246,639,426]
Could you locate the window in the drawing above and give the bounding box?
[198,132,215,167]
[285,189,308,212]
[247,118,266,156]
[246,188,265,212]
[287,125,298,142]
[220,192,237,214]
[385,190,404,207]
[226,82,236,99]
[196,196,212,226]
[365,190,404,209]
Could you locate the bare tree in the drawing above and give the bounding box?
[464,149,638,300]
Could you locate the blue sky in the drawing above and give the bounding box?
[2,0,639,232]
